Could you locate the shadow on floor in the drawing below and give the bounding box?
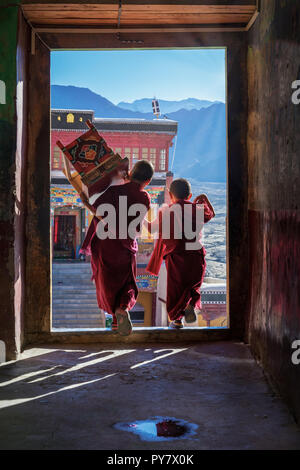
[0,342,299,450]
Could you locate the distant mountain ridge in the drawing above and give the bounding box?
[51,85,226,182]
[51,85,153,119]
[118,97,223,114]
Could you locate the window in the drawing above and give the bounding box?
[159,149,166,171]
[142,148,148,160]
[115,147,122,156]
[67,113,74,123]
[132,147,139,160]
[57,116,61,121]
[150,148,156,168]
[53,146,61,169]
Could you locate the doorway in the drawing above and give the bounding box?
[50,48,228,331]
[22,19,249,342]
[53,213,76,259]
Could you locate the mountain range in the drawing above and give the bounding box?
[117,97,222,114]
[51,85,226,182]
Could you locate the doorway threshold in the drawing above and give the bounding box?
[42,326,231,344]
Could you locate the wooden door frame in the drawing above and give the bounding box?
[24,26,248,346]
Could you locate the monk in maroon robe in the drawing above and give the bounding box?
[145,178,215,328]
[81,161,153,335]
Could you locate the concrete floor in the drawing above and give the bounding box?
[0,341,299,450]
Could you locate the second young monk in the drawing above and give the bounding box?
[81,160,154,336]
[145,178,215,328]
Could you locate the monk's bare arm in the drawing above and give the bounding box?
[194,194,215,220]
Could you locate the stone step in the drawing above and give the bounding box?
[52,322,105,330]
[52,276,92,280]
[52,264,91,267]
[52,290,96,295]
[52,323,104,326]
[52,299,98,310]
[52,277,92,279]
[52,284,94,288]
[52,266,92,273]
[52,322,104,325]
[52,323,105,328]
[52,287,96,292]
[53,304,99,309]
[52,263,103,328]
[52,307,99,312]
[52,263,91,267]
[52,274,92,278]
[51,312,103,320]
[52,269,92,273]
[52,302,100,313]
[52,292,95,295]
[53,305,98,308]
[52,285,94,289]
[52,285,95,290]
[52,272,92,275]
[53,297,96,301]
[52,284,94,287]
[52,279,93,282]
[53,301,96,304]
[52,322,101,324]
[52,275,92,279]
[52,318,103,324]
[53,316,102,319]
[52,313,105,322]
[53,263,91,266]
[52,295,97,300]
[52,269,91,272]
[52,266,92,270]
[53,312,102,317]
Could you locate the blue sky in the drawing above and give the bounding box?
[51,49,226,104]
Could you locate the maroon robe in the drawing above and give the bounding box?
[147,199,214,321]
[81,181,150,316]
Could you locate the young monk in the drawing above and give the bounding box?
[145,178,215,328]
[80,160,153,335]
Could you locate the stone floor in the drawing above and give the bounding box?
[0,341,299,450]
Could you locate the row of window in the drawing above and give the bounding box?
[52,146,167,171]
[114,147,166,170]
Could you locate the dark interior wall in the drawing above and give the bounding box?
[15,10,30,357]
[0,5,19,360]
[0,4,28,360]
[25,35,51,339]
[247,0,300,421]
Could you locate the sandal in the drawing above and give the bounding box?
[169,319,184,329]
[115,308,133,336]
[184,304,197,323]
